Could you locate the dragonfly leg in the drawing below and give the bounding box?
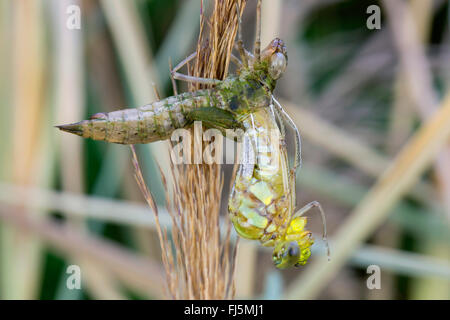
[272,96,302,177]
[234,42,254,61]
[171,72,222,85]
[230,53,242,68]
[254,0,262,62]
[292,201,330,260]
[236,1,248,67]
[271,103,286,143]
[171,51,196,73]
[152,83,161,101]
[171,51,222,85]
[168,58,179,95]
[187,106,244,134]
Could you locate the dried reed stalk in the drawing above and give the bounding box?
[131,0,246,300]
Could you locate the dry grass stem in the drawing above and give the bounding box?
[130,0,246,299]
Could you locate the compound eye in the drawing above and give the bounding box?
[287,244,300,259]
[269,52,287,80]
[273,241,300,269]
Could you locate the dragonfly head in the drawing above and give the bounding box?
[261,38,288,80]
[272,217,314,269]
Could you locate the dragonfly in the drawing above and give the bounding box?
[229,105,329,269]
[57,0,329,268]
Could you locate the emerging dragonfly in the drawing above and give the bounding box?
[229,105,329,269]
[57,0,329,268]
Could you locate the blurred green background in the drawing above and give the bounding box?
[0,0,449,300]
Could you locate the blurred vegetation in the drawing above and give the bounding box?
[0,0,449,300]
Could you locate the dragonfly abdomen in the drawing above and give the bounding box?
[57,90,214,144]
[228,109,292,245]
